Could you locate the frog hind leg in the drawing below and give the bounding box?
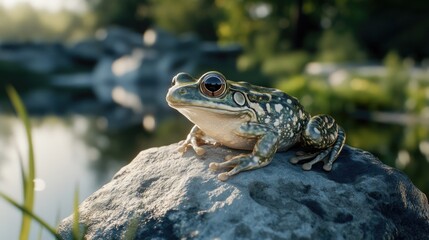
[290,114,346,171]
[322,126,345,171]
[177,125,219,155]
[209,122,280,181]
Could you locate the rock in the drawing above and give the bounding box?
[142,28,181,49]
[0,42,72,73]
[67,38,104,64]
[97,26,144,57]
[91,57,118,104]
[57,144,429,239]
[51,73,93,89]
[1,26,242,119]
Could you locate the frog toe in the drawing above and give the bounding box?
[302,162,313,170]
[224,154,234,161]
[291,148,332,170]
[209,155,244,170]
[290,152,319,164]
[289,157,299,164]
[176,144,188,153]
[194,146,205,155]
[209,162,220,171]
[295,151,307,156]
[323,162,333,171]
[218,172,230,181]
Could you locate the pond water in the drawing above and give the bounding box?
[0,106,428,239]
[0,115,169,239]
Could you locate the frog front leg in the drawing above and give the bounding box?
[209,122,280,181]
[290,114,346,171]
[177,125,219,155]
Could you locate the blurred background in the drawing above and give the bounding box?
[0,0,428,238]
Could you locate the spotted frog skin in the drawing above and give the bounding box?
[166,71,346,181]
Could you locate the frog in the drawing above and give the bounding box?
[166,71,346,181]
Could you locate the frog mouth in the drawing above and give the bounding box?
[169,102,256,120]
[169,102,249,114]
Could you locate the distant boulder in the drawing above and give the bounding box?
[0,42,72,73]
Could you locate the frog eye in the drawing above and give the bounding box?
[199,72,227,97]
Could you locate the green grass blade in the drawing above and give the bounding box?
[6,85,36,240]
[17,149,27,201]
[0,192,62,240]
[73,186,81,240]
[123,216,139,240]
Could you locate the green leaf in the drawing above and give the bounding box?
[17,150,27,202]
[72,186,81,240]
[0,192,62,240]
[6,85,36,240]
[123,216,139,240]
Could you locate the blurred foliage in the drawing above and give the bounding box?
[273,55,428,114]
[270,53,429,195]
[0,4,95,42]
[2,0,429,62]
[149,0,219,40]
[317,30,366,62]
[87,0,151,33]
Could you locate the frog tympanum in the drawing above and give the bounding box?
[166,71,346,181]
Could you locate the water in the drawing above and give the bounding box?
[0,115,133,239]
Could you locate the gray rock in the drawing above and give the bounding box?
[0,42,72,73]
[98,26,144,57]
[68,39,104,63]
[57,144,429,239]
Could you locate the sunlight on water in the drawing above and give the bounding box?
[0,115,123,240]
[143,29,157,46]
[111,50,144,77]
[111,86,144,113]
[33,178,46,191]
[143,114,156,132]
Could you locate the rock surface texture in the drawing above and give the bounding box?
[58,144,429,239]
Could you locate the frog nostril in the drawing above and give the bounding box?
[179,88,187,95]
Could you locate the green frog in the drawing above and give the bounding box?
[166,71,346,181]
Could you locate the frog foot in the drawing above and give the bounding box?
[289,151,319,164]
[290,148,332,171]
[291,115,346,171]
[209,154,267,181]
[177,142,205,155]
[178,125,221,156]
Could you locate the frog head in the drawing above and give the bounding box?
[166,71,257,128]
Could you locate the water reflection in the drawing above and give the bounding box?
[0,115,130,239]
[0,116,13,171]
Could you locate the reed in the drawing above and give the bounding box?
[5,86,36,240]
[0,86,65,239]
[1,86,135,239]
